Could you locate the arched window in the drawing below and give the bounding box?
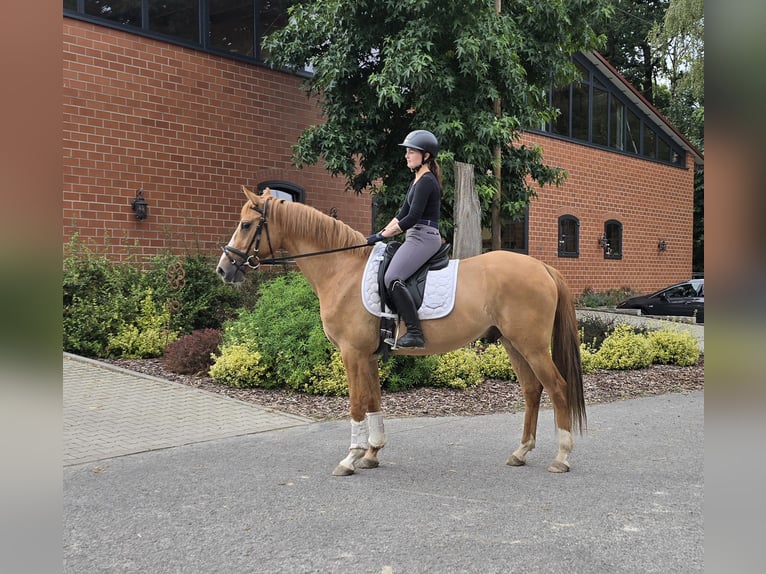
[257,180,305,203]
[603,220,623,259]
[558,215,580,257]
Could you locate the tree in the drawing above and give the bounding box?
[649,0,704,272]
[263,0,613,239]
[596,0,669,104]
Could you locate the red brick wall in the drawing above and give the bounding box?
[63,19,371,263]
[519,132,695,296]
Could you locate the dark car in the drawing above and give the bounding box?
[616,279,704,323]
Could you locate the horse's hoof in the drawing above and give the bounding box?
[506,455,526,467]
[547,461,570,473]
[357,457,379,469]
[332,464,355,476]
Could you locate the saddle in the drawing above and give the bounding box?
[375,241,451,357]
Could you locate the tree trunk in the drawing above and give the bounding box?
[453,161,482,259]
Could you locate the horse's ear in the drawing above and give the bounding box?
[242,185,259,205]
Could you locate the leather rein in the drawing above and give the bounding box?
[220,197,369,271]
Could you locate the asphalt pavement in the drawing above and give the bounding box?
[63,348,703,573]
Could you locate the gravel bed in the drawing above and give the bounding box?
[102,358,704,421]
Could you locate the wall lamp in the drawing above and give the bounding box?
[598,233,608,249]
[131,188,148,221]
[657,239,668,252]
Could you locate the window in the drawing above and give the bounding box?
[626,109,640,154]
[603,220,623,259]
[209,0,254,56]
[65,1,297,63]
[85,0,141,28]
[537,55,686,166]
[592,88,608,146]
[551,85,570,137]
[257,180,305,203]
[150,0,199,43]
[558,215,579,257]
[609,98,625,151]
[571,82,589,141]
[643,126,656,159]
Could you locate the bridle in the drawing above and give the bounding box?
[220,197,369,272]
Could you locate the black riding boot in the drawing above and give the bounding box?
[385,280,425,349]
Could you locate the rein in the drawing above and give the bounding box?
[221,197,369,270]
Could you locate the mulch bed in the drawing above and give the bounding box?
[102,357,704,421]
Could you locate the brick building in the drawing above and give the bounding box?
[62,5,702,296]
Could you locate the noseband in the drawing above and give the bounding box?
[221,197,274,271]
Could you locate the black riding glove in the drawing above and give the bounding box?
[366,233,385,245]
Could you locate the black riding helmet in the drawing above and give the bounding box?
[398,130,439,159]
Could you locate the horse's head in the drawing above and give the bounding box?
[216,185,279,283]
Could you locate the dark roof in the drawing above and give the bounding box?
[582,51,704,167]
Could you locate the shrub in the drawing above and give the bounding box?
[144,252,262,334]
[209,344,270,388]
[429,348,483,389]
[479,342,516,381]
[648,329,700,366]
[163,329,222,374]
[578,315,619,350]
[106,290,178,358]
[63,239,145,356]
[218,272,334,390]
[579,344,599,374]
[306,350,349,396]
[577,286,637,308]
[381,355,440,392]
[593,324,655,370]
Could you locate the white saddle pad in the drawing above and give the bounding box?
[361,242,460,320]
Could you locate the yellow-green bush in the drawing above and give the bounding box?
[107,290,178,358]
[209,344,270,388]
[479,342,516,381]
[306,350,349,396]
[579,344,599,374]
[648,329,700,366]
[594,324,655,370]
[429,348,483,389]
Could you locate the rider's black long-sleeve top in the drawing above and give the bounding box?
[394,171,441,231]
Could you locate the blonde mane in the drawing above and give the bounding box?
[269,199,370,259]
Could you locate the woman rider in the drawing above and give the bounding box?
[366,129,442,349]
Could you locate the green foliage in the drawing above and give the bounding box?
[106,290,178,358]
[263,0,613,229]
[306,350,349,396]
[579,344,599,374]
[593,324,655,370]
[63,237,145,356]
[209,345,270,388]
[647,329,700,366]
[63,235,263,358]
[429,348,483,390]
[478,342,516,381]
[219,272,334,390]
[382,355,440,392]
[577,286,638,308]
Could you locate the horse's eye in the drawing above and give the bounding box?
[241,222,251,230]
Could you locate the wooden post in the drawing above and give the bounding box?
[453,161,482,259]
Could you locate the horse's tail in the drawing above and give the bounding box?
[545,264,587,434]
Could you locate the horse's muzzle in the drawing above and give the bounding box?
[216,252,244,284]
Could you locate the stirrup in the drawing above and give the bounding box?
[384,324,424,349]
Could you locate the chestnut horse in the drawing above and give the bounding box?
[217,186,586,476]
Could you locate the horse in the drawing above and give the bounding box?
[217,186,586,476]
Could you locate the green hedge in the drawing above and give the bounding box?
[63,236,262,358]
